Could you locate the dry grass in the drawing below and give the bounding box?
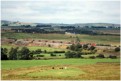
[1,63,120,80]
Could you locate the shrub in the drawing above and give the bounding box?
[89,56,96,59]
[50,53,56,56]
[115,47,120,52]
[35,49,42,54]
[109,55,117,59]
[65,51,82,58]
[53,51,65,53]
[89,46,95,50]
[96,54,105,58]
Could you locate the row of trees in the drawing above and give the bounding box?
[1,47,32,60]
[1,47,67,60]
[65,43,94,58]
[68,43,95,51]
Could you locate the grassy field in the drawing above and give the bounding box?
[1,32,120,45]
[1,59,120,70]
[1,59,120,80]
[1,45,67,52]
[33,53,65,59]
[1,32,70,40]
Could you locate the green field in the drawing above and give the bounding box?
[2,32,120,45]
[1,45,67,52]
[1,59,120,70]
[1,59,120,80]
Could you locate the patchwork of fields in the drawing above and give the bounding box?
[1,32,120,80]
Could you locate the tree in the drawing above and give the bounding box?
[19,47,30,60]
[9,47,19,60]
[65,51,82,58]
[9,47,14,60]
[2,24,8,26]
[1,48,8,60]
[3,48,8,54]
[83,44,88,49]
[65,51,74,58]
[69,43,82,51]
[76,43,82,48]
[69,44,75,51]
[75,36,80,43]
[35,49,42,54]
[89,46,95,50]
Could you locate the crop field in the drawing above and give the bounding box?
[1,32,120,45]
[1,59,120,80]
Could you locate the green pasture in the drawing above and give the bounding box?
[1,59,120,70]
[1,45,67,52]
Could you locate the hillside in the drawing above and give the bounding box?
[1,20,120,28]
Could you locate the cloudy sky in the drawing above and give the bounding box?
[1,0,120,24]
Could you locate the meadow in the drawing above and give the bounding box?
[1,59,120,80]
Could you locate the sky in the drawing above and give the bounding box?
[1,0,120,24]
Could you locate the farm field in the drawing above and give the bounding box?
[1,32,120,45]
[1,59,120,80]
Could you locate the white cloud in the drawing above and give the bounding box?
[1,0,120,24]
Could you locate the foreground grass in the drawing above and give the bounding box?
[1,59,120,80]
[1,59,120,70]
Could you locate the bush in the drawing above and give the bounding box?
[35,49,42,54]
[89,46,95,50]
[115,47,120,52]
[65,51,82,58]
[50,53,56,56]
[96,54,105,58]
[109,55,117,59]
[89,56,96,59]
[36,55,44,57]
[83,44,88,49]
[53,51,65,53]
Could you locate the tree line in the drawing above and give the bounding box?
[1,47,32,60]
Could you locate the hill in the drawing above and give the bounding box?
[1,20,120,28]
